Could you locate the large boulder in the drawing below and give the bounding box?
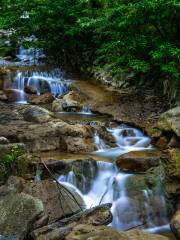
[22,105,53,123]
[52,91,86,112]
[23,179,86,224]
[116,150,161,173]
[28,93,55,105]
[0,192,43,240]
[158,107,180,137]
[170,210,180,239]
[64,224,169,240]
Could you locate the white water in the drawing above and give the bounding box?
[80,106,93,115]
[94,125,152,158]
[59,124,169,232]
[11,69,71,103]
[16,45,45,64]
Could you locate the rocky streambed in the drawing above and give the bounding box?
[0,56,180,240]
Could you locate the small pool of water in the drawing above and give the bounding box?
[54,111,111,124]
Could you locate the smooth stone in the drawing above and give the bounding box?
[28,92,55,105]
[22,105,53,123]
[24,85,37,94]
[116,150,161,173]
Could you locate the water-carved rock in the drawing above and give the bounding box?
[22,105,53,123]
[28,92,55,105]
[116,150,161,173]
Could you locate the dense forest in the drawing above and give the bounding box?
[0,0,180,100]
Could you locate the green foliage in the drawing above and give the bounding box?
[0,0,179,102]
[1,145,25,181]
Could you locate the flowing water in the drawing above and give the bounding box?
[3,67,71,103]
[2,46,174,238]
[58,124,170,234]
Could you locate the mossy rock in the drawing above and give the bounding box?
[0,192,44,239]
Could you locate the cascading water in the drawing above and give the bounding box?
[80,106,93,115]
[58,124,170,234]
[16,46,44,64]
[94,132,107,151]
[10,68,71,103]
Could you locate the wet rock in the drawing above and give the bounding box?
[0,90,8,101]
[52,91,86,112]
[158,107,180,137]
[65,136,95,153]
[52,98,64,112]
[39,80,51,94]
[116,150,161,173]
[155,136,169,150]
[126,229,169,240]
[65,224,125,240]
[5,89,27,102]
[23,179,86,224]
[0,119,94,152]
[65,224,169,240]
[28,92,55,105]
[0,192,44,240]
[31,204,112,240]
[22,105,53,123]
[171,210,180,239]
[25,85,37,94]
[0,136,9,144]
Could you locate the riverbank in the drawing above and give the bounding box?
[0,61,179,240]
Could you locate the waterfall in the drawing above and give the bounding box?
[58,125,169,233]
[80,106,93,115]
[94,132,107,151]
[94,125,152,158]
[10,68,71,103]
[16,45,45,64]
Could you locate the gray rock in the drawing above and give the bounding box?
[0,192,44,240]
[52,98,64,112]
[158,107,180,137]
[23,179,86,224]
[22,105,53,123]
[0,136,9,144]
[31,203,112,240]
